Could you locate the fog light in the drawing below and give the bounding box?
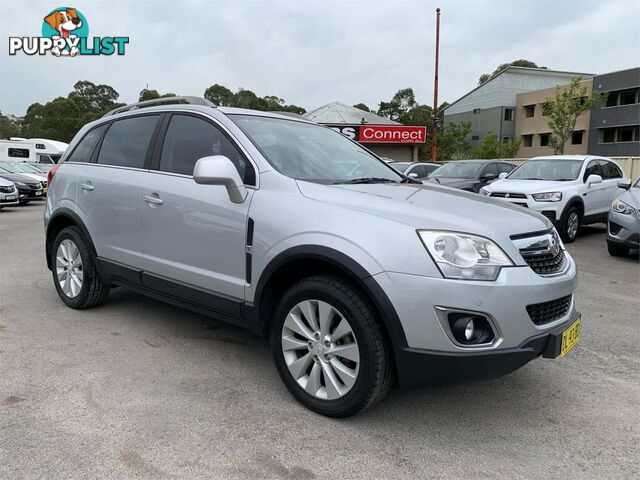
[448,313,494,345]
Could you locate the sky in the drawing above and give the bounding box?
[1,0,639,116]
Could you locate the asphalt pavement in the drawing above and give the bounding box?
[1,203,639,479]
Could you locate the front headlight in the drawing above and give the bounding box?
[532,192,562,202]
[479,187,490,196]
[611,198,635,215]
[418,230,513,281]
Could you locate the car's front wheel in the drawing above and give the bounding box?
[51,226,110,309]
[607,241,629,257]
[559,206,581,243]
[270,276,394,417]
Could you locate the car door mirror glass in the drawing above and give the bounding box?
[585,174,602,187]
[193,155,248,203]
[617,179,632,190]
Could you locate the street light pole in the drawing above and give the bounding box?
[431,7,441,162]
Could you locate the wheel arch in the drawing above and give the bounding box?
[250,245,408,355]
[45,208,97,271]
[562,196,585,218]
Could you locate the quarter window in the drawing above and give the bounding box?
[97,115,160,168]
[583,160,601,182]
[66,124,108,163]
[159,114,254,184]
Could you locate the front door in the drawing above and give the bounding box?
[140,113,255,306]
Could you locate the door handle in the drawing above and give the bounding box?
[79,183,94,191]
[143,195,163,205]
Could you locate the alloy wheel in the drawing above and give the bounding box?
[55,239,83,298]
[281,299,360,400]
[567,212,579,240]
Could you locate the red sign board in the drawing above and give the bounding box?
[358,125,427,144]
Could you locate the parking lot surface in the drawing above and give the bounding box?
[1,203,639,479]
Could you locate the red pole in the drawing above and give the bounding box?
[431,7,441,162]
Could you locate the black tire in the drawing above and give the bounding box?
[607,242,629,257]
[270,275,394,417]
[51,226,110,309]
[559,205,581,243]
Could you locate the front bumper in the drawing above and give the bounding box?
[488,194,562,223]
[607,209,640,248]
[395,311,580,387]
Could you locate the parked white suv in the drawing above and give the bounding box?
[481,155,628,242]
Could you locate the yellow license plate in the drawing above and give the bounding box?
[560,316,581,357]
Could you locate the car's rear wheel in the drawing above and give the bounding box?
[51,226,109,309]
[607,241,629,257]
[270,276,394,417]
[559,206,581,243]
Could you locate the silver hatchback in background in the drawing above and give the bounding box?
[44,97,581,417]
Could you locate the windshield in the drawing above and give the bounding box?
[230,115,404,184]
[429,161,482,179]
[0,164,17,173]
[390,162,411,173]
[508,159,582,181]
[10,163,41,174]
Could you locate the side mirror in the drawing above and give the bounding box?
[193,155,247,203]
[408,172,419,179]
[586,174,603,187]
[498,172,508,180]
[481,173,497,181]
[617,179,632,190]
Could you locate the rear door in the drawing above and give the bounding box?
[77,114,161,270]
[598,160,625,210]
[140,112,255,307]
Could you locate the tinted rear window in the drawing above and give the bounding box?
[97,116,159,168]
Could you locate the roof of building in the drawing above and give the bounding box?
[443,66,594,114]
[304,102,400,125]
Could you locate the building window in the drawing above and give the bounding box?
[600,126,640,143]
[620,90,638,105]
[571,131,583,145]
[522,134,533,147]
[524,105,535,118]
[504,108,514,121]
[540,133,550,147]
[618,127,635,142]
[471,135,480,141]
[602,128,616,143]
[473,108,481,114]
[605,92,619,107]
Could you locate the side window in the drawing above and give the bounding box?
[66,124,108,163]
[583,160,601,181]
[159,114,254,184]
[481,163,499,177]
[498,163,515,174]
[97,115,159,168]
[598,160,622,179]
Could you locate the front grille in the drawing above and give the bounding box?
[490,192,527,199]
[527,295,572,325]
[0,185,14,193]
[522,249,566,275]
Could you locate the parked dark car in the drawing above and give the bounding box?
[0,167,44,204]
[426,160,516,192]
[390,162,441,179]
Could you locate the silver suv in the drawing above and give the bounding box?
[45,97,580,417]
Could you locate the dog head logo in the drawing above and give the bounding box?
[41,7,88,56]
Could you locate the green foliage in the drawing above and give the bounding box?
[0,111,20,139]
[353,103,370,112]
[542,76,606,154]
[438,121,472,160]
[138,89,176,102]
[204,84,235,106]
[203,84,306,113]
[475,133,521,159]
[478,59,547,85]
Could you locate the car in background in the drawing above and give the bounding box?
[0,169,43,204]
[607,177,640,257]
[390,162,441,180]
[0,177,19,210]
[0,163,48,195]
[480,155,627,243]
[426,160,515,193]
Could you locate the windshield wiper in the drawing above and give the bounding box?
[333,177,399,185]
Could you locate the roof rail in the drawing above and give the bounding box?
[103,96,216,117]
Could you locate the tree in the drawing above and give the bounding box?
[69,80,119,111]
[204,83,235,106]
[478,59,547,85]
[438,121,472,160]
[0,111,20,139]
[138,89,176,102]
[542,76,606,154]
[353,103,370,112]
[377,88,417,122]
[475,132,521,159]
